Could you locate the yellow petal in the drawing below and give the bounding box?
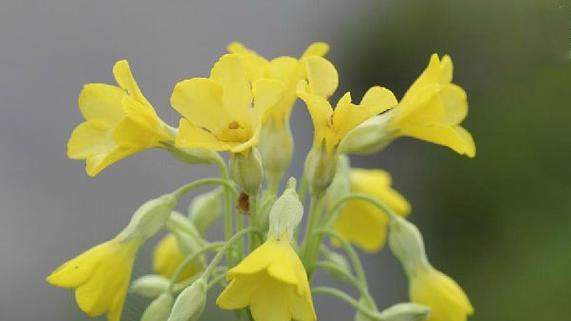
[170,78,231,131]
[216,277,257,309]
[227,42,269,81]
[440,84,468,125]
[304,56,338,98]
[400,124,475,157]
[332,88,394,139]
[210,54,253,124]
[359,86,398,113]
[268,56,301,85]
[176,119,238,151]
[250,279,292,321]
[297,87,334,146]
[122,96,171,141]
[85,145,139,177]
[439,55,453,83]
[47,239,139,321]
[404,54,443,97]
[67,121,114,160]
[301,42,330,59]
[410,267,474,321]
[252,79,286,120]
[78,84,125,125]
[333,168,410,252]
[153,234,200,281]
[112,59,151,106]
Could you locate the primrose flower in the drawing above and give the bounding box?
[298,56,398,154]
[46,237,141,321]
[171,54,285,154]
[153,234,201,282]
[388,54,475,157]
[228,42,329,123]
[217,235,316,321]
[410,266,474,321]
[67,60,173,176]
[333,168,410,252]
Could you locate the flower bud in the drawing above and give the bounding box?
[304,144,338,197]
[230,148,264,196]
[120,194,177,241]
[167,279,207,321]
[131,275,171,298]
[141,292,174,321]
[338,113,396,155]
[188,188,223,234]
[268,178,303,239]
[258,118,294,190]
[388,216,429,276]
[378,303,431,321]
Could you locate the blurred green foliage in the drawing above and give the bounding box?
[342,0,571,320]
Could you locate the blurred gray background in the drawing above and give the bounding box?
[1,1,569,321]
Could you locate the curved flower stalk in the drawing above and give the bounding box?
[50,43,478,321]
[332,168,410,252]
[153,234,201,282]
[67,60,174,176]
[340,54,475,157]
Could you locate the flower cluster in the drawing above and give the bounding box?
[48,42,475,321]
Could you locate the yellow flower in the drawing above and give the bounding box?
[46,237,141,321]
[228,42,329,124]
[333,169,410,252]
[67,60,173,176]
[171,54,285,154]
[153,234,202,282]
[409,266,474,321]
[389,54,475,157]
[298,56,398,154]
[217,235,316,321]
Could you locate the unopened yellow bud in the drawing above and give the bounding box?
[338,113,396,155]
[304,144,338,197]
[141,292,174,321]
[378,303,431,321]
[167,279,207,321]
[230,148,264,196]
[120,194,177,241]
[131,275,171,298]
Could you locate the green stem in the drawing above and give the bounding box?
[171,178,237,200]
[313,229,367,285]
[311,261,373,302]
[301,195,324,270]
[326,193,398,227]
[201,227,262,278]
[248,194,260,251]
[168,242,225,291]
[214,157,238,266]
[207,272,228,290]
[311,287,383,321]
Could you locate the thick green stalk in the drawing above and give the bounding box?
[300,195,324,270]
